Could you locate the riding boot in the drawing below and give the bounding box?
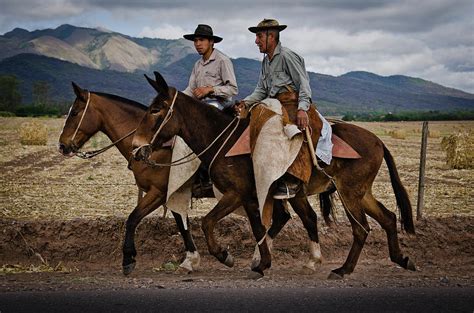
[192,164,214,198]
[273,173,302,199]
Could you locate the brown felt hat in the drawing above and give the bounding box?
[248,18,287,33]
[183,24,223,43]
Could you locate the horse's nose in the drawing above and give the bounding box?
[58,142,71,155]
[58,143,66,154]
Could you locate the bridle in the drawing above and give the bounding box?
[70,91,91,144]
[67,91,136,159]
[150,89,179,146]
[132,90,240,171]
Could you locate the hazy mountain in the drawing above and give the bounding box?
[1,24,473,113]
[0,24,194,72]
[1,53,473,114]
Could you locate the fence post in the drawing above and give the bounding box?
[417,121,429,220]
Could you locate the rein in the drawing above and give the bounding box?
[69,91,137,159]
[137,116,240,168]
[76,129,136,159]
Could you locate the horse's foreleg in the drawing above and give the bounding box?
[329,193,369,280]
[244,200,272,276]
[123,187,165,275]
[362,192,416,271]
[250,200,288,269]
[289,195,322,271]
[201,193,241,267]
[171,211,200,273]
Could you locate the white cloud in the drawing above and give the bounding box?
[138,24,189,40]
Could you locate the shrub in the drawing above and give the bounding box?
[19,121,48,145]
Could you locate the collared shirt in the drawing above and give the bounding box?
[183,48,238,107]
[244,42,312,111]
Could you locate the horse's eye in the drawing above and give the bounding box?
[71,111,78,117]
[150,108,161,115]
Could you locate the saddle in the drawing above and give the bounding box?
[225,126,361,159]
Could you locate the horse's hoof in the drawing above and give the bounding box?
[327,271,344,280]
[406,258,416,271]
[122,262,136,276]
[175,266,192,275]
[224,253,234,267]
[250,258,260,270]
[247,270,264,280]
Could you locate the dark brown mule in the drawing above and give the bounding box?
[133,73,330,276]
[307,121,416,278]
[58,82,200,275]
[134,72,416,279]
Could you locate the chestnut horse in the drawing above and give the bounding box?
[58,83,201,275]
[133,72,416,279]
[58,83,324,276]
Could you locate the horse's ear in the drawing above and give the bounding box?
[71,82,86,101]
[144,74,161,94]
[153,71,170,98]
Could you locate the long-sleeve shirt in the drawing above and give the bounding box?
[244,42,312,111]
[183,48,238,107]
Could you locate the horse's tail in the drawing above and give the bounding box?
[319,188,337,226]
[383,144,416,234]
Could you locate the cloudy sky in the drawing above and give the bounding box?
[1,0,473,92]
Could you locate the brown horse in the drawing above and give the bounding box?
[133,71,416,279]
[58,83,201,275]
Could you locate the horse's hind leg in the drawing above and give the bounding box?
[329,192,370,280]
[171,211,200,273]
[362,192,416,271]
[201,193,241,268]
[123,187,165,275]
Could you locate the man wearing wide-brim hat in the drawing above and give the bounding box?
[182,24,238,196]
[183,24,238,109]
[239,18,332,199]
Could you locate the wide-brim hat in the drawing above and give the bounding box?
[248,18,287,33]
[183,24,223,43]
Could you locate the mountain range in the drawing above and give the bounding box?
[1,24,473,114]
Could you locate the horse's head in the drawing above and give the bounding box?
[58,82,101,156]
[132,71,182,161]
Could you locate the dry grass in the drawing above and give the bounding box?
[19,120,48,145]
[441,132,473,169]
[1,117,473,220]
[387,129,407,139]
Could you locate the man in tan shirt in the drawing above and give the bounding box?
[183,24,238,194]
[183,24,238,110]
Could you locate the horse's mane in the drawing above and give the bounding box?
[93,92,148,111]
[178,91,236,119]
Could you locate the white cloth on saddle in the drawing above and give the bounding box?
[252,99,303,217]
[252,98,333,217]
[165,136,201,229]
[317,112,333,165]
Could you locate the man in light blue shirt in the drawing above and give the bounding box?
[241,18,320,199]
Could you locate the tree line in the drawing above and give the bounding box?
[342,111,474,121]
[0,75,70,117]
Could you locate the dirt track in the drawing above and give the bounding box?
[1,215,473,291]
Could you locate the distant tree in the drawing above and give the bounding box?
[0,75,22,112]
[32,81,50,107]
